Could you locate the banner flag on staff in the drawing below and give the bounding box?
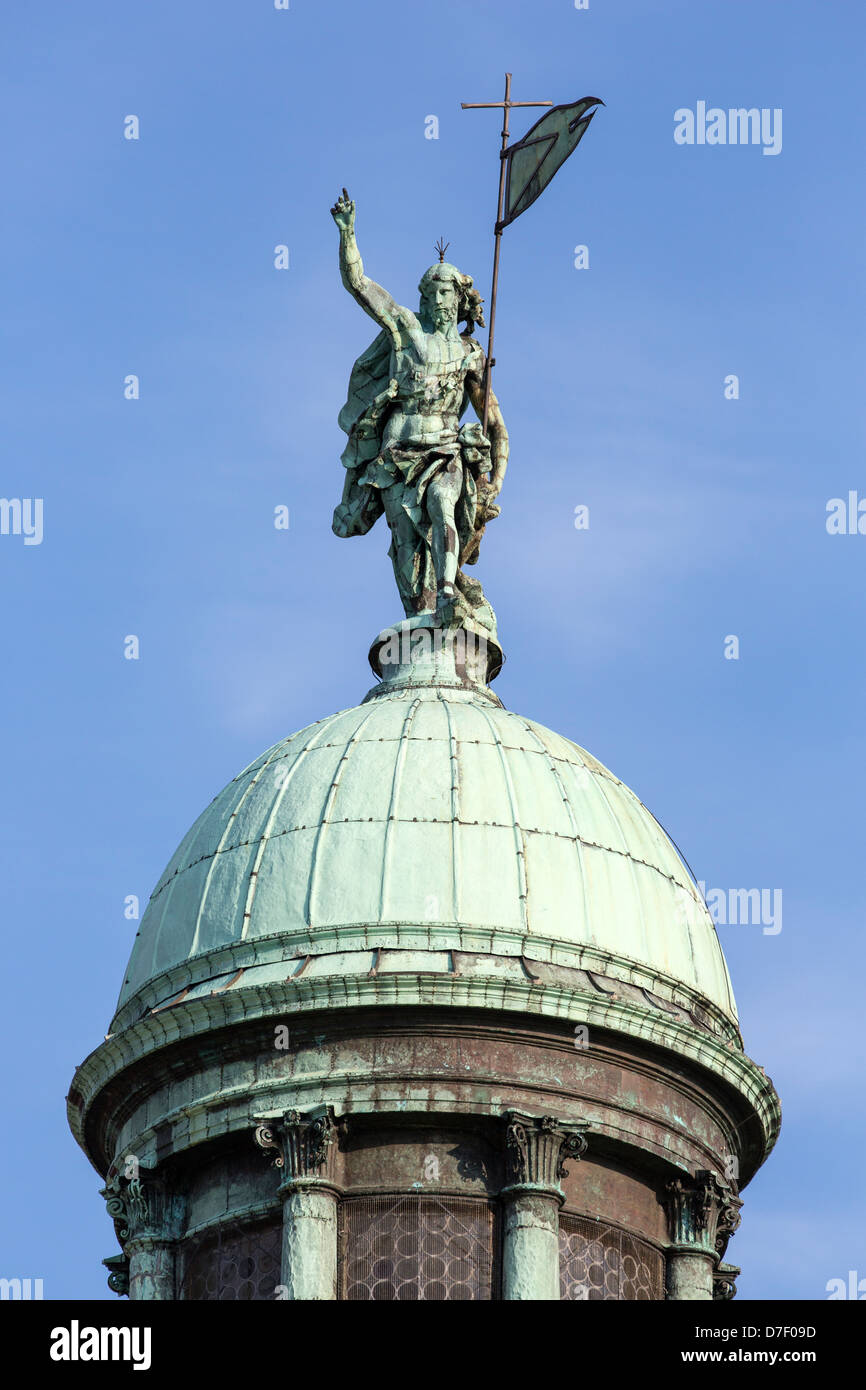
[462,76,603,431]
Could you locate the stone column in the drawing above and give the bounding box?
[500,1113,589,1301]
[100,1167,186,1300]
[666,1246,715,1301]
[664,1170,742,1302]
[255,1107,340,1301]
[125,1238,178,1301]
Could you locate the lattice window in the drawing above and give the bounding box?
[180,1217,282,1301]
[340,1195,495,1301]
[559,1214,664,1300]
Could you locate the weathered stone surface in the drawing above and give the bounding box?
[502,1192,561,1301]
[666,1249,715,1301]
[125,1238,177,1302]
[280,1189,338,1301]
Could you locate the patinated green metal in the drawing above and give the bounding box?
[331,189,507,642]
[112,675,741,1020]
[500,96,603,228]
[461,75,602,437]
[67,88,780,1305]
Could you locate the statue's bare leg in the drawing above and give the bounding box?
[382,483,428,615]
[427,461,463,610]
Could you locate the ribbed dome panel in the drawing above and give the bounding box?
[118,686,735,1019]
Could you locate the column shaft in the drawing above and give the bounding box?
[502,1192,561,1301]
[667,1248,715,1301]
[280,1187,338,1300]
[126,1238,176,1301]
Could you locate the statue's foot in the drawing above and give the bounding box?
[435,585,457,623]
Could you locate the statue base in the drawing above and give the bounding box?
[364,615,504,703]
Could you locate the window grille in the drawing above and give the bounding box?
[180,1217,282,1301]
[559,1213,664,1300]
[340,1194,495,1301]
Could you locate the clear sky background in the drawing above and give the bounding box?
[1,0,863,1300]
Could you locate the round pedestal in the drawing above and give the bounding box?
[367,616,504,692]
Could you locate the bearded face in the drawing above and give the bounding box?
[421,275,459,331]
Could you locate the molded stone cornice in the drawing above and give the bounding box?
[69,976,781,1175]
[108,927,742,1045]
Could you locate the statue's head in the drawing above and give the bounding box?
[418,262,485,335]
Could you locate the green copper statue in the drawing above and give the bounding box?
[330,189,508,638]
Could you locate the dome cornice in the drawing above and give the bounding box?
[69,961,780,1177]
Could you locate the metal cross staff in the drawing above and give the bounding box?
[462,74,552,434]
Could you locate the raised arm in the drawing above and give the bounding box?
[330,189,409,340]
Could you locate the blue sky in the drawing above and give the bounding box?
[1,0,863,1300]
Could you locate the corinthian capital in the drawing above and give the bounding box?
[502,1112,590,1193]
[254,1106,339,1186]
[100,1166,185,1247]
[664,1169,742,1257]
